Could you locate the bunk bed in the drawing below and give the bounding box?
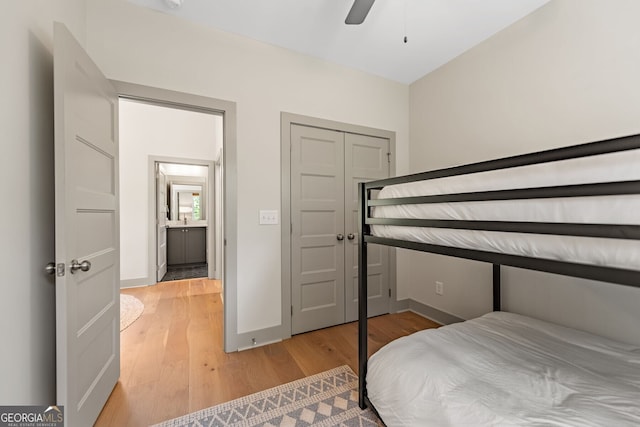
[357,133,640,426]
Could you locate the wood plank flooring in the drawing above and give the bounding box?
[95,279,439,426]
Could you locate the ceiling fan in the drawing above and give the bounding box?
[345,0,375,25]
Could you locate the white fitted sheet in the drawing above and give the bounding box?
[370,149,640,270]
[367,312,640,427]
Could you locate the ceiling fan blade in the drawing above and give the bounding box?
[345,0,375,25]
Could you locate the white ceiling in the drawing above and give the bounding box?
[127,0,550,84]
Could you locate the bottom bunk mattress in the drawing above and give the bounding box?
[366,311,640,426]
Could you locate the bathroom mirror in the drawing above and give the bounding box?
[168,180,206,221]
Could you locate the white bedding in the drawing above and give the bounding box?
[367,312,640,427]
[370,149,640,270]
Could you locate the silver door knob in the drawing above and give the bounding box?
[337,234,344,241]
[70,259,91,274]
[45,262,56,275]
[347,233,355,240]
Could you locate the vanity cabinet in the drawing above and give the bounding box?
[167,227,206,265]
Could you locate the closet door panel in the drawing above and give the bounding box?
[345,133,390,322]
[291,125,346,334]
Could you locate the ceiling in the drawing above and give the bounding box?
[127,0,550,84]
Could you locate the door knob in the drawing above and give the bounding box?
[337,234,344,241]
[70,259,91,274]
[45,262,65,277]
[45,262,56,275]
[347,233,355,240]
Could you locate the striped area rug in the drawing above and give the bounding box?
[152,365,382,427]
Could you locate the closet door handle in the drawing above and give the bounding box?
[347,233,355,240]
[337,234,344,241]
[70,259,91,274]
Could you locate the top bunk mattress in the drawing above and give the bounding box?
[370,147,640,270]
[366,311,640,426]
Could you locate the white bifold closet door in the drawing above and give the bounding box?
[291,124,390,335]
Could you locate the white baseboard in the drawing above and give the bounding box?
[395,299,464,325]
[120,277,153,289]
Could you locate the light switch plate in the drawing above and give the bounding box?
[259,210,278,225]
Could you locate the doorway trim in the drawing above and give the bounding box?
[148,157,216,282]
[280,112,397,337]
[113,80,239,352]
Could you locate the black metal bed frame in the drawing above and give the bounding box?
[357,133,640,412]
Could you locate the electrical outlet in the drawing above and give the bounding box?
[435,281,444,296]
[259,210,278,225]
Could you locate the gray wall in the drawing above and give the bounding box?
[407,0,640,344]
[0,0,86,404]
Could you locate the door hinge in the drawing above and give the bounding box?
[387,152,391,163]
[388,288,391,298]
[291,305,293,316]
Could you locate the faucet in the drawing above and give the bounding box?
[183,215,188,225]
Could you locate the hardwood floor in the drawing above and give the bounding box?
[95,279,439,426]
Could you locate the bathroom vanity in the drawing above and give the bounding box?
[166,224,207,265]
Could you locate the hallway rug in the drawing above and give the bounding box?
[120,294,144,331]
[152,365,382,426]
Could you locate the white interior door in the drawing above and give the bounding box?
[157,166,168,281]
[344,133,390,322]
[291,125,346,334]
[54,22,119,426]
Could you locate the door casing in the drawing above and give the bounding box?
[281,112,397,337]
